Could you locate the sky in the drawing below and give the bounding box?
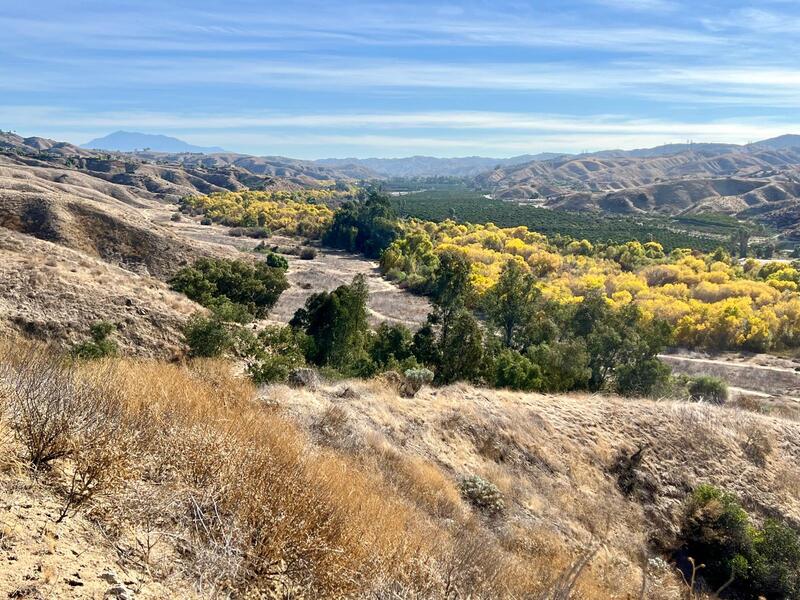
[2,0,800,158]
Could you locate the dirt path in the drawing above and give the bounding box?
[145,203,431,328]
[660,352,800,399]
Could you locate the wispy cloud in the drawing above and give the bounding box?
[1,0,799,157]
[4,105,797,158]
[593,0,677,13]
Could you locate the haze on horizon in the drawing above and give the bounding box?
[2,0,800,159]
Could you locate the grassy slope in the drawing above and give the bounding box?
[3,343,799,598]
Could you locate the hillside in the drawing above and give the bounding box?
[480,145,800,235]
[0,132,362,191]
[316,153,563,178]
[0,136,427,354]
[3,129,800,596]
[2,347,799,598]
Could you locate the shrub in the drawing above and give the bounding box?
[615,357,671,397]
[0,346,125,472]
[400,367,434,398]
[688,376,728,404]
[299,246,317,260]
[71,321,118,360]
[170,211,182,222]
[459,475,505,515]
[679,484,800,598]
[170,257,289,320]
[183,314,232,358]
[265,252,289,270]
[228,226,271,239]
[385,268,406,282]
[243,326,307,385]
[200,217,213,226]
[490,347,542,391]
[741,425,772,467]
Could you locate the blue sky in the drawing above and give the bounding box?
[2,0,800,158]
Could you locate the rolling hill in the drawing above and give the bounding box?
[479,141,800,235]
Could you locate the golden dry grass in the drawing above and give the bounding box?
[0,343,587,598]
[6,339,798,598]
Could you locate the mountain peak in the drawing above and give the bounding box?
[82,131,225,154]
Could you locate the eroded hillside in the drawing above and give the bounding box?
[480,146,800,234]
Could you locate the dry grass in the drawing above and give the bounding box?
[0,341,567,598]
[5,340,800,598]
[0,227,197,357]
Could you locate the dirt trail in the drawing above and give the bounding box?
[661,352,800,401]
[146,204,431,327]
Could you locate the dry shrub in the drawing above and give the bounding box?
[86,360,453,596]
[314,403,351,444]
[0,343,134,525]
[0,345,125,471]
[740,424,772,467]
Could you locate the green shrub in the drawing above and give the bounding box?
[265,252,289,270]
[490,348,542,391]
[688,376,728,404]
[200,217,213,226]
[299,246,317,260]
[385,268,406,282]
[71,321,118,360]
[459,475,505,515]
[169,257,288,321]
[243,326,307,384]
[183,314,232,358]
[679,484,800,598]
[615,357,671,397]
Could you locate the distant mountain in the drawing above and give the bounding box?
[748,134,800,151]
[315,153,564,178]
[82,131,225,154]
[477,138,800,230]
[589,143,743,159]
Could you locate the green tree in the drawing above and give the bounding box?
[170,258,288,321]
[430,249,473,350]
[730,227,750,258]
[290,274,371,371]
[323,189,400,258]
[370,322,414,369]
[570,291,670,393]
[437,309,484,384]
[411,322,441,367]
[526,341,591,392]
[484,258,538,347]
